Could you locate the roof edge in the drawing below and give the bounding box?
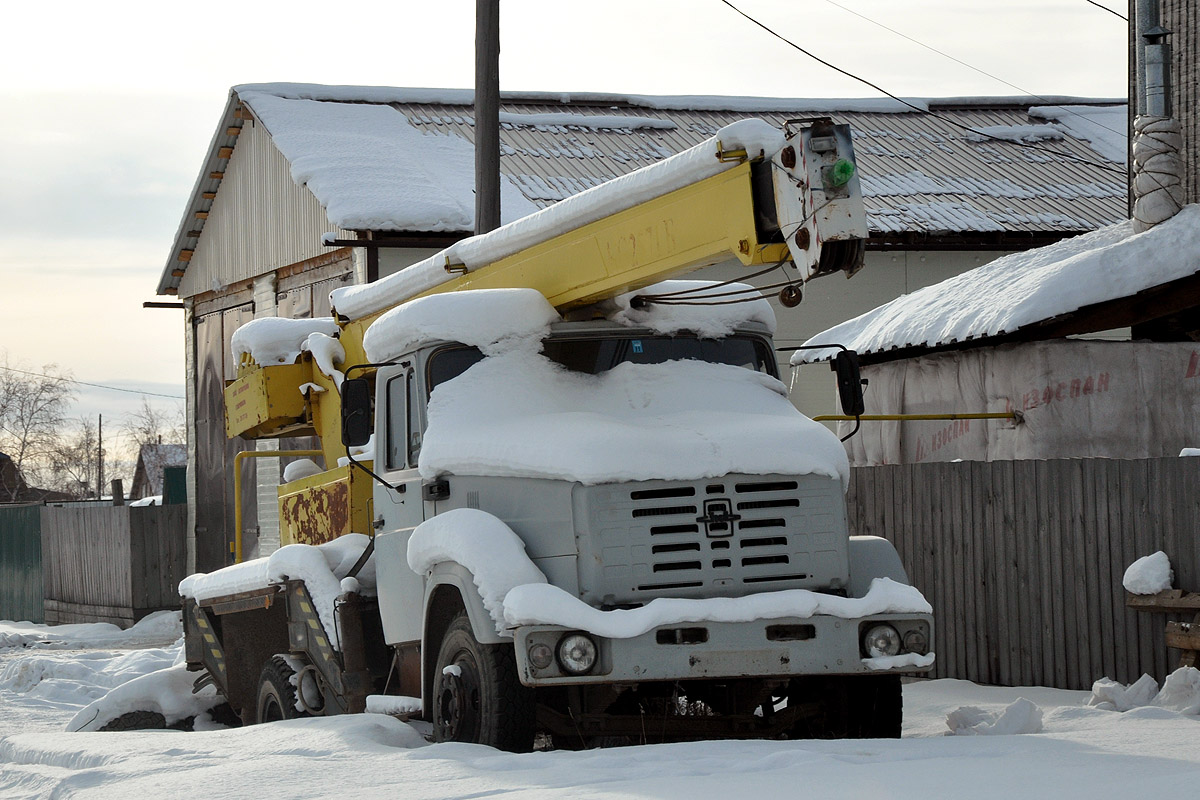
[156,89,243,296]
[234,82,1126,114]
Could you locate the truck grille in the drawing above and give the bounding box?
[574,473,849,605]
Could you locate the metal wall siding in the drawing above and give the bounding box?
[1162,0,1200,205]
[181,122,353,299]
[846,456,1199,690]
[0,504,43,623]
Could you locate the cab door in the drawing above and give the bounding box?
[373,361,427,644]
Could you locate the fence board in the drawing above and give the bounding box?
[846,456,1200,690]
[1011,459,1038,686]
[40,505,186,627]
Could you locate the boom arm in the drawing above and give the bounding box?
[222,119,867,557]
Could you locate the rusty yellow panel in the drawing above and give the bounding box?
[278,463,373,547]
[224,362,315,439]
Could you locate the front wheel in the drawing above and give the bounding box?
[786,674,903,739]
[432,612,535,751]
[849,674,902,738]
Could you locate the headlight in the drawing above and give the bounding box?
[527,642,554,670]
[863,624,901,658]
[557,633,597,675]
[903,629,929,655]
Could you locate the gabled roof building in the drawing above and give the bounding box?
[158,84,1129,571]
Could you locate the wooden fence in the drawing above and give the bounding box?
[41,505,187,626]
[846,457,1200,690]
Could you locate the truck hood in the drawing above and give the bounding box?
[419,350,849,489]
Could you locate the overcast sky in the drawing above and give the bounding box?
[0,0,1129,432]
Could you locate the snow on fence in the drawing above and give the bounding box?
[847,456,1200,690]
[40,505,187,627]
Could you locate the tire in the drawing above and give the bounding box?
[255,655,312,724]
[431,612,535,752]
[848,674,902,739]
[97,710,168,732]
[786,674,902,739]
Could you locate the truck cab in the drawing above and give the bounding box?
[342,296,933,749]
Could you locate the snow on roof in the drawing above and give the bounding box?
[331,120,785,321]
[498,111,676,130]
[238,89,539,232]
[233,82,932,113]
[966,124,1064,144]
[1030,104,1128,164]
[158,83,1127,297]
[796,205,1200,363]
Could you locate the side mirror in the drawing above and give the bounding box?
[340,378,373,447]
[833,350,866,417]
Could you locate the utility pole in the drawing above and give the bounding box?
[97,413,104,499]
[475,0,501,234]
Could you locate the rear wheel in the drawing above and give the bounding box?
[432,612,535,751]
[255,655,311,724]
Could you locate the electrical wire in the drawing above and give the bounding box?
[717,0,1127,176]
[820,0,1129,139]
[0,364,184,400]
[815,0,1182,218]
[1084,0,1128,21]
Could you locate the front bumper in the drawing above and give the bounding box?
[513,612,934,686]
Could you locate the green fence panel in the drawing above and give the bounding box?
[163,465,186,506]
[0,504,44,623]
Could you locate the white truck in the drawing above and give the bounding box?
[179,118,935,750]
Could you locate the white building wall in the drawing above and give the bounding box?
[845,340,1200,465]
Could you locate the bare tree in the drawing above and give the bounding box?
[0,355,76,501]
[47,416,99,499]
[120,397,185,452]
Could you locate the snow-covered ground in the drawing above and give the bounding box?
[2,617,1198,799]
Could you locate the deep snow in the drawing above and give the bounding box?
[2,617,1199,799]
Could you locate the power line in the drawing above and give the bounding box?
[820,0,1132,147]
[825,0,1132,143]
[1084,0,1127,21]
[0,364,184,400]
[718,0,1126,175]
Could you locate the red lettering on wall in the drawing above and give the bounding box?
[1019,371,1110,410]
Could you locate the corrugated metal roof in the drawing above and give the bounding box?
[158,85,1128,296]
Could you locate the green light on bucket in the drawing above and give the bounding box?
[826,159,856,188]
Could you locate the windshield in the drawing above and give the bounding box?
[428,334,776,391]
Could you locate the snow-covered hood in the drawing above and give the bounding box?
[418,349,849,488]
